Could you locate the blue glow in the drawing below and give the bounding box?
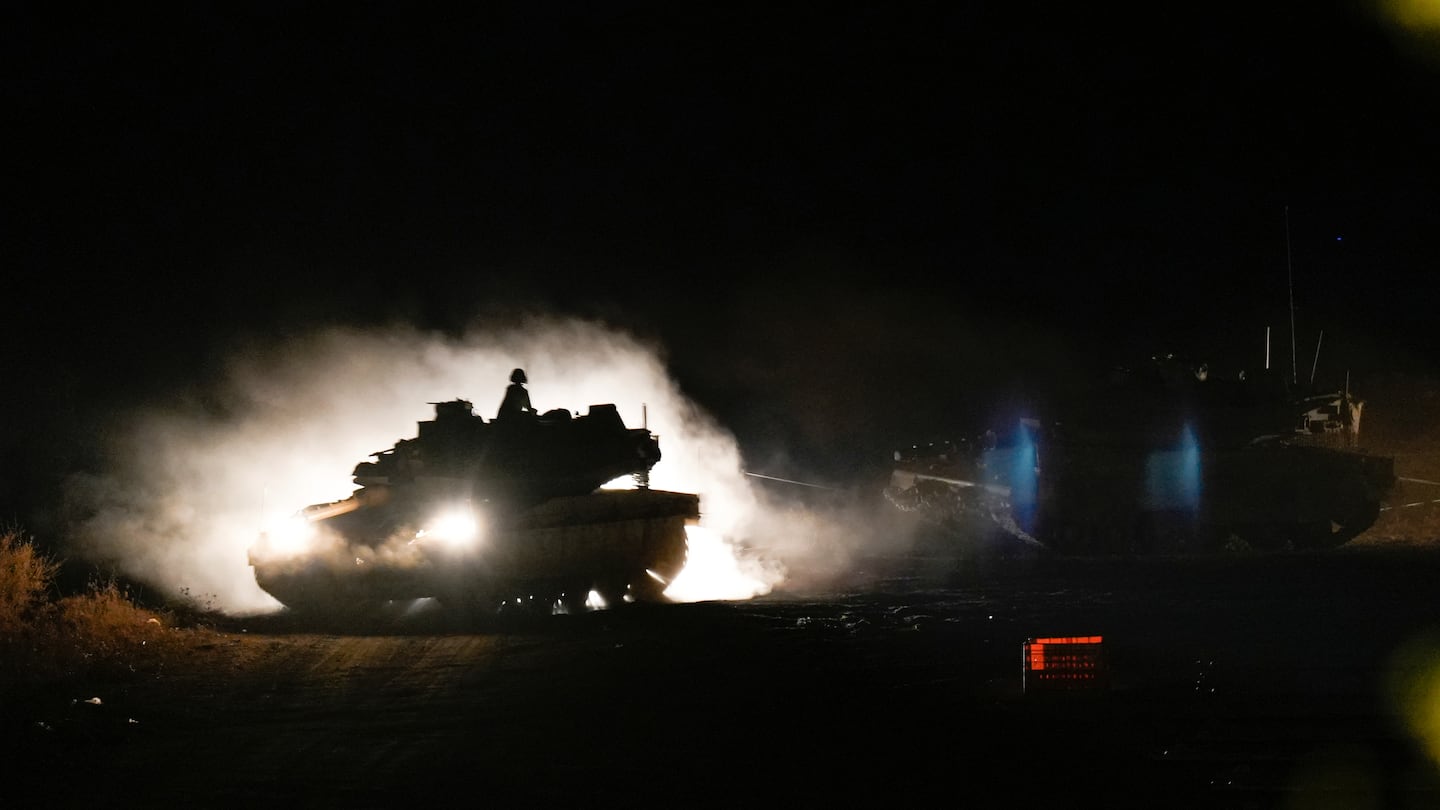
[1010,421,1039,533]
[1144,425,1201,511]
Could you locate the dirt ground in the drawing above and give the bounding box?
[5,544,1440,809]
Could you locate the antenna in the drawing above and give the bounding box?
[1286,206,1297,386]
[1265,326,1271,370]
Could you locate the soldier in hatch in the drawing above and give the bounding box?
[496,368,534,421]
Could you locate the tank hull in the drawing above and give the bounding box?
[250,488,699,615]
[1028,440,1393,553]
[888,428,1395,555]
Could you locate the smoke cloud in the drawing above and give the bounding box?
[61,316,901,615]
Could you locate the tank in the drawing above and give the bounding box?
[248,398,700,616]
[885,355,1396,555]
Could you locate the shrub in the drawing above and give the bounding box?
[55,577,173,665]
[0,527,59,638]
[0,529,184,684]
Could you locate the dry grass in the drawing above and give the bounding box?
[0,528,197,687]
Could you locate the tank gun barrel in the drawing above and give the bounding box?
[742,471,840,491]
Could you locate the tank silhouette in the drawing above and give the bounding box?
[249,397,699,616]
[885,355,1395,554]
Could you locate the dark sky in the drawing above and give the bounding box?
[6,3,1439,519]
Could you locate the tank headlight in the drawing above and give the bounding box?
[261,514,317,559]
[417,507,482,549]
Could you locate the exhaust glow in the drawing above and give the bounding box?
[665,525,775,603]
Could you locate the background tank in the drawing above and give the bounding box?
[248,398,700,617]
[886,355,1396,555]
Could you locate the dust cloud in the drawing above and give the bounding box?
[62,317,900,615]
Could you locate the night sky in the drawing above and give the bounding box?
[6,3,1439,525]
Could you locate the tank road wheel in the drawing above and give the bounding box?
[627,568,672,604]
[1286,521,1339,550]
[592,571,673,608]
[631,538,687,604]
[1317,491,1382,549]
[1293,502,1378,550]
[557,581,593,615]
[594,577,631,610]
[255,570,388,625]
[437,586,503,624]
[271,594,394,629]
[495,592,551,620]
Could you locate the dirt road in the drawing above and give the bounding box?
[8,547,1440,808]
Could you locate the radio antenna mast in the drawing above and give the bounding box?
[1285,206,1298,386]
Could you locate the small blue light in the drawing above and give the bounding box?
[1005,421,1039,534]
[1336,236,1343,241]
